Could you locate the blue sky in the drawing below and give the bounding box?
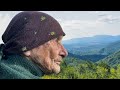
[0,11,120,43]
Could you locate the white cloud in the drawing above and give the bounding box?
[97,14,120,24]
[61,20,104,30]
[60,20,105,40]
[60,16,120,40]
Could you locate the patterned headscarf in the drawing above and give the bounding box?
[1,11,65,56]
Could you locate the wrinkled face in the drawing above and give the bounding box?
[25,36,68,74]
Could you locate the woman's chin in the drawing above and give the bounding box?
[52,63,61,74]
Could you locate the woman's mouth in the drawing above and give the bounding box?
[54,60,62,65]
[52,59,62,65]
[55,61,61,65]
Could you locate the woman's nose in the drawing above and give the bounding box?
[59,45,68,58]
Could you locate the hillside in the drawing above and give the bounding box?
[97,50,120,67]
[99,40,120,55]
[68,52,107,62]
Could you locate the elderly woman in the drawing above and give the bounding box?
[0,11,68,79]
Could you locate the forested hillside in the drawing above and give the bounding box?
[99,41,120,55]
[42,57,120,79]
[98,51,120,67]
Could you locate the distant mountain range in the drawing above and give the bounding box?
[63,35,120,62]
[63,35,120,45]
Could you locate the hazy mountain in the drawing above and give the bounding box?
[63,35,120,55]
[63,35,120,46]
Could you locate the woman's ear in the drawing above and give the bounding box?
[24,51,31,57]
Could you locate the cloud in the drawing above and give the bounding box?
[88,11,120,24]
[97,14,120,24]
[61,20,104,29]
[60,18,120,41]
[59,20,105,40]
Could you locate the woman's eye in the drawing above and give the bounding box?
[55,37,62,44]
[58,41,61,44]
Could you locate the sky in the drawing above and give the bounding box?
[0,11,120,43]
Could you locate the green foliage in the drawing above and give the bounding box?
[42,57,120,79]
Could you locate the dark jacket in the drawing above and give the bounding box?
[0,54,44,79]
